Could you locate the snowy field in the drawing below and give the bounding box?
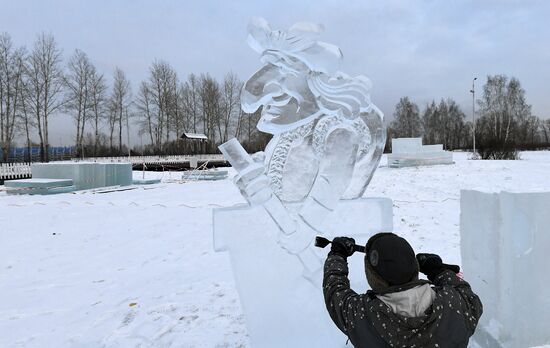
[1,151,550,347]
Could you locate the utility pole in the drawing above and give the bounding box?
[470,77,477,155]
[125,107,131,157]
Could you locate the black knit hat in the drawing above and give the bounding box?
[365,233,419,288]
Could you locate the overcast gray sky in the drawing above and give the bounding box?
[2,0,549,146]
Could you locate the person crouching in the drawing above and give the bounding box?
[323,233,483,348]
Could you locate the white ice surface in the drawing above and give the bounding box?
[2,152,550,347]
[461,190,550,347]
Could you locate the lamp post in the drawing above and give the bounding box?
[470,77,477,155]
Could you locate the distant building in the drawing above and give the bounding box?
[179,133,209,154]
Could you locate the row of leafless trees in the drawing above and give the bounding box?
[0,32,267,162]
[388,75,549,157]
[64,50,132,158]
[0,32,133,161]
[0,33,64,162]
[134,61,264,154]
[476,75,550,158]
[388,97,472,150]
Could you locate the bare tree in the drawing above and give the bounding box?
[421,101,439,145]
[172,77,184,138]
[106,98,117,151]
[199,73,220,146]
[234,106,246,139]
[89,70,107,156]
[390,97,422,138]
[65,49,96,157]
[541,119,550,145]
[477,75,532,158]
[181,73,200,134]
[445,99,467,150]
[422,99,468,150]
[240,108,263,150]
[19,76,35,162]
[218,72,242,143]
[26,33,64,162]
[110,67,131,152]
[0,33,26,162]
[525,115,540,145]
[437,99,450,147]
[135,81,155,147]
[148,60,178,147]
[135,61,178,151]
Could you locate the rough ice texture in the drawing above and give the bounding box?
[461,190,550,348]
[213,198,393,347]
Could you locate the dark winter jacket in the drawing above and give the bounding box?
[323,252,483,348]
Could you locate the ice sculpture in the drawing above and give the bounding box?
[214,18,392,347]
[222,17,385,273]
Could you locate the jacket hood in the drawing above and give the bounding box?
[377,283,436,318]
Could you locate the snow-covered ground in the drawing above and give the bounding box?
[1,151,550,347]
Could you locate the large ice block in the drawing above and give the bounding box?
[391,137,423,154]
[388,137,453,168]
[213,198,393,347]
[460,190,550,348]
[4,178,73,188]
[182,170,228,181]
[4,178,76,195]
[132,178,161,185]
[31,163,132,191]
[110,163,133,187]
[6,185,76,195]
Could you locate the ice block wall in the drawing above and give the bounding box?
[391,137,423,154]
[460,190,550,348]
[388,138,453,168]
[31,163,132,190]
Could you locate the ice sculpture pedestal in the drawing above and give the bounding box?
[461,190,550,348]
[388,138,453,168]
[213,198,393,347]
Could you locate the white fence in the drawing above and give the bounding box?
[0,163,32,180]
[0,155,227,181]
[73,155,225,165]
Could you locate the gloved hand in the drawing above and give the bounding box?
[416,253,461,281]
[330,237,356,258]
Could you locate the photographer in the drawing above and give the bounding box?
[323,233,483,347]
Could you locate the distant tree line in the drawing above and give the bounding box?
[3,31,548,163]
[0,32,268,163]
[387,75,549,159]
[387,97,471,151]
[134,61,268,156]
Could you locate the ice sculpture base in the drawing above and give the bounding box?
[388,138,453,168]
[461,190,550,348]
[213,197,393,347]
